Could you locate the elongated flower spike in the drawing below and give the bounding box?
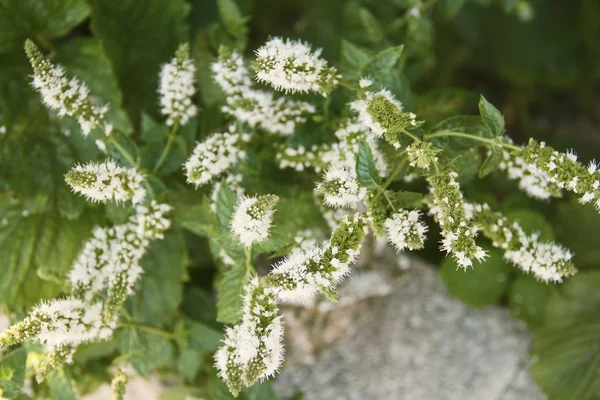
[520,139,600,212]
[263,214,368,303]
[471,203,576,282]
[184,130,250,186]
[112,369,128,400]
[427,171,486,268]
[213,48,315,135]
[215,278,284,396]
[498,148,560,200]
[25,40,108,136]
[316,166,365,208]
[350,89,419,148]
[254,37,340,95]
[406,141,441,170]
[385,210,428,252]
[231,194,279,247]
[65,159,146,204]
[158,43,197,126]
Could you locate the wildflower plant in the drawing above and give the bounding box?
[0,1,597,400]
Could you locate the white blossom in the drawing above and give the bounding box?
[65,160,146,204]
[211,48,253,95]
[184,130,249,186]
[254,37,339,95]
[359,77,373,88]
[231,195,279,247]
[316,166,365,208]
[25,40,108,136]
[384,210,428,252]
[158,43,197,126]
[498,150,557,199]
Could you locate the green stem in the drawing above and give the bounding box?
[154,125,179,172]
[244,246,253,273]
[402,129,421,143]
[424,130,521,152]
[339,81,358,92]
[382,190,397,212]
[111,140,137,167]
[122,322,176,339]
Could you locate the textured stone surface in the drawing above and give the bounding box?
[273,258,546,400]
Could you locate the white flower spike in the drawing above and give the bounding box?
[158,43,197,126]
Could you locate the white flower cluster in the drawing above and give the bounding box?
[231,195,279,248]
[276,120,387,175]
[316,166,365,208]
[384,210,428,252]
[427,171,486,268]
[350,89,416,146]
[25,40,108,136]
[65,159,146,204]
[69,201,172,313]
[265,214,368,303]
[158,43,197,126]
[212,49,315,135]
[184,130,249,186]
[215,278,284,396]
[254,37,339,95]
[471,203,576,282]
[498,150,558,199]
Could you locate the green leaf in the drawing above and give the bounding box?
[0,0,90,54]
[356,141,381,187]
[532,271,600,400]
[0,209,101,311]
[415,88,477,128]
[358,8,386,44]
[130,230,188,325]
[120,329,175,377]
[440,246,513,308]
[363,45,404,80]
[47,369,77,400]
[88,0,190,124]
[216,183,237,234]
[216,263,249,324]
[55,37,132,133]
[159,386,209,400]
[244,382,279,400]
[430,116,492,155]
[441,0,467,19]
[508,273,552,328]
[553,201,600,268]
[106,131,139,167]
[340,40,371,71]
[478,146,503,178]
[188,321,223,352]
[177,348,204,382]
[217,0,248,48]
[478,95,505,138]
[0,347,27,399]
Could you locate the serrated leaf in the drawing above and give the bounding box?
[440,246,513,308]
[356,141,381,187]
[0,347,27,399]
[47,369,76,400]
[216,183,237,234]
[478,146,503,178]
[358,8,386,44]
[532,271,600,400]
[340,40,371,71]
[216,263,249,324]
[88,0,190,124]
[130,230,188,325]
[478,95,505,137]
[0,0,90,55]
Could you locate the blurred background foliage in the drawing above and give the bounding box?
[0,0,599,399]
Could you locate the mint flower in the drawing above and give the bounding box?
[316,166,365,208]
[254,37,339,95]
[350,89,417,148]
[215,278,284,396]
[498,148,559,199]
[263,214,368,303]
[65,160,146,204]
[472,203,576,282]
[384,210,428,252]
[427,171,486,268]
[158,43,197,126]
[112,369,128,400]
[213,49,315,135]
[521,139,600,212]
[25,40,108,136]
[406,141,441,170]
[184,130,249,186]
[231,195,279,247]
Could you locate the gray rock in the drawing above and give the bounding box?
[273,258,546,400]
